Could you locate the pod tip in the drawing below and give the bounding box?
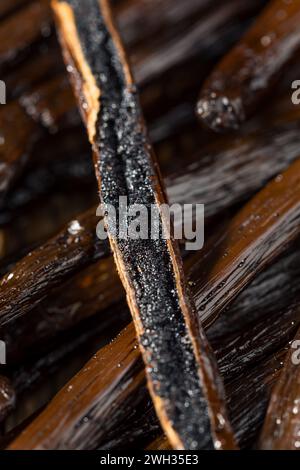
[196,92,244,133]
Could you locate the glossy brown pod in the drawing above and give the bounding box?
[2,124,300,362]
[2,146,300,373]
[258,326,300,450]
[197,0,300,132]
[8,324,147,450]
[0,376,16,423]
[189,158,300,327]
[0,0,52,66]
[8,239,300,448]
[147,435,172,450]
[0,0,267,201]
[0,101,37,198]
[0,0,30,20]
[8,281,297,449]
[51,0,236,450]
[0,207,109,326]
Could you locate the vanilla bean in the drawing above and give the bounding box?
[2,257,122,363]
[197,0,300,131]
[7,238,300,447]
[226,349,287,448]
[0,207,108,326]
[151,348,290,449]
[258,326,300,450]
[134,0,268,88]
[2,83,300,234]
[0,170,97,269]
[8,295,295,450]
[214,303,300,381]
[0,0,267,199]
[4,230,300,372]
[3,38,65,101]
[2,129,300,357]
[51,0,236,450]
[0,0,52,68]
[189,159,300,327]
[0,73,78,201]
[19,74,78,132]
[0,0,30,20]
[167,93,300,219]
[209,242,300,340]
[146,435,171,451]
[0,101,38,199]
[10,303,130,397]
[0,406,46,450]
[8,324,155,450]
[2,0,300,452]
[115,0,213,49]
[0,376,15,424]
[7,136,300,451]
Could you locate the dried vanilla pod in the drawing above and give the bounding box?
[2,93,300,304]
[0,101,37,200]
[8,277,298,450]
[0,0,261,204]
[0,207,109,327]
[0,0,30,20]
[209,240,300,341]
[0,0,52,67]
[51,0,236,450]
[189,159,300,327]
[5,80,300,227]
[197,0,300,132]
[146,434,171,450]
[258,326,300,450]
[134,0,268,88]
[226,348,288,448]
[8,324,153,450]
[7,239,300,449]
[0,376,16,423]
[0,0,271,207]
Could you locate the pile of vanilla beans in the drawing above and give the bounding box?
[0,0,300,451]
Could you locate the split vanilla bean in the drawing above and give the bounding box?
[2,153,300,360]
[51,0,236,450]
[0,0,269,200]
[8,278,297,449]
[197,0,300,131]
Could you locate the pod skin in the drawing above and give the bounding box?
[0,376,15,423]
[197,0,300,132]
[258,325,300,450]
[51,0,236,450]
